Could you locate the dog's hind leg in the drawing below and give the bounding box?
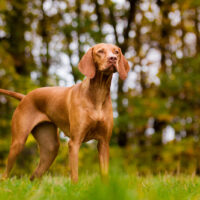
[30,122,60,181]
[1,109,34,179]
[2,138,28,180]
[1,104,52,180]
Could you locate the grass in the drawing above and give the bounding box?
[1,172,200,200]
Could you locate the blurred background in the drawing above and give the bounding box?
[0,0,200,177]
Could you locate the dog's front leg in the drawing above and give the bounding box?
[97,140,109,179]
[68,140,81,183]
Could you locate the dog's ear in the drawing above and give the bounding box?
[78,48,96,79]
[117,49,130,80]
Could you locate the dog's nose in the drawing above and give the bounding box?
[108,56,117,62]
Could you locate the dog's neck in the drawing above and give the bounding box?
[82,71,113,108]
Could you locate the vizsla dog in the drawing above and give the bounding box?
[0,43,130,182]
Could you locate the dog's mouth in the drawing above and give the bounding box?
[103,64,117,73]
[107,60,117,69]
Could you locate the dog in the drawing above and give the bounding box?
[0,43,130,182]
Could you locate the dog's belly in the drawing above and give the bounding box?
[53,118,70,135]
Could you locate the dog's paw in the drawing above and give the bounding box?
[0,174,8,181]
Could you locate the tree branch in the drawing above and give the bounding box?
[121,0,139,52]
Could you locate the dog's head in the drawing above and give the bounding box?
[78,43,130,80]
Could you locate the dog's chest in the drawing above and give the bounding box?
[83,108,107,142]
[89,105,105,123]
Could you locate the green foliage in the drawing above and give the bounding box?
[159,55,200,131]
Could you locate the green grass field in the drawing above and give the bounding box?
[1,172,200,200]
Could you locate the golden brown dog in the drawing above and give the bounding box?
[0,43,130,182]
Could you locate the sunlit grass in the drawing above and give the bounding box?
[1,172,200,200]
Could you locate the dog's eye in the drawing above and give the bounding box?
[114,50,119,54]
[98,49,104,54]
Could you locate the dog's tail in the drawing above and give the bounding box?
[0,89,25,101]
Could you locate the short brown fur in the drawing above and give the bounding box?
[0,43,130,182]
